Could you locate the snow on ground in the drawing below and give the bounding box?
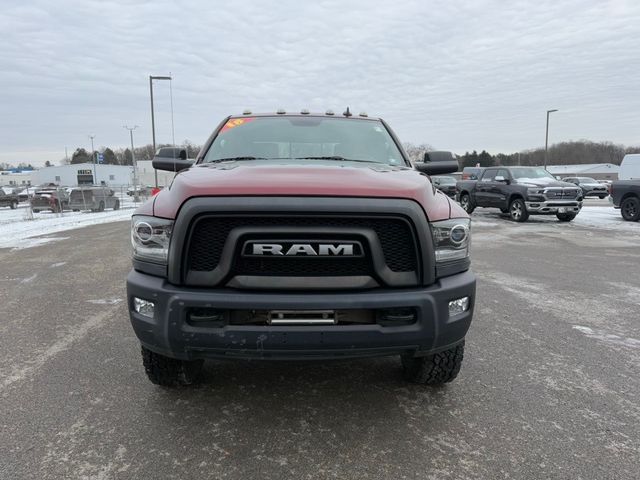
[0,196,139,250]
[472,205,640,234]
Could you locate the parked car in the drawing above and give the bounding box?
[127,185,154,197]
[431,175,457,197]
[461,166,484,180]
[457,166,583,222]
[68,186,120,212]
[30,188,69,213]
[610,181,640,221]
[127,112,475,387]
[0,189,19,209]
[562,177,609,198]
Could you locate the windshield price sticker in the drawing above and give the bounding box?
[221,117,255,133]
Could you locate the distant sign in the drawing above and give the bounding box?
[97,153,104,164]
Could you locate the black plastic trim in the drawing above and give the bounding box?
[166,197,434,288]
[132,258,167,277]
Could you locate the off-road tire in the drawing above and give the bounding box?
[401,341,465,385]
[141,346,204,387]
[459,193,474,214]
[98,201,105,212]
[621,196,640,221]
[10,200,18,209]
[556,213,576,222]
[509,198,529,222]
[113,199,120,210]
[599,195,607,199]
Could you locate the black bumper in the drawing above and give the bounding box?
[127,269,476,361]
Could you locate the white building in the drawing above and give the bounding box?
[546,163,619,180]
[0,170,34,187]
[33,163,135,187]
[136,160,178,188]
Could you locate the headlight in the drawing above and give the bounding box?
[527,187,544,195]
[131,215,173,264]
[430,218,471,263]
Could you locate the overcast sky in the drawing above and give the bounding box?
[1,0,639,166]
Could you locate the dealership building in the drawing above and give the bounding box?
[33,163,135,187]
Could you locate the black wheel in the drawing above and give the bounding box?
[141,346,204,387]
[459,193,474,213]
[98,201,105,212]
[621,197,640,221]
[10,200,18,209]
[556,213,576,222]
[72,209,80,212]
[33,209,40,213]
[509,198,529,222]
[599,195,607,199]
[402,341,465,385]
[113,199,120,210]
[500,207,509,214]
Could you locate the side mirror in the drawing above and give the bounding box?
[495,175,509,184]
[152,147,193,172]
[414,151,459,175]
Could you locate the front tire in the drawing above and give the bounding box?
[141,346,204,387]
[113,199,120,210]
[621,197,640,221]
[556,213,576,222]
[459,193,474,213]
[509,198,529,222]
[10,200,17,209]
[98,201,105,212]
[401,341,465,385]
[599,195,607,199]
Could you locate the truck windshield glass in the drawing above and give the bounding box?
[202,116,406,166]
[510,168,556,180]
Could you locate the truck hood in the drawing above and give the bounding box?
[516,177,578,188]
[148,162,466,221]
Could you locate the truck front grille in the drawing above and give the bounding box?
[187,215,418,275]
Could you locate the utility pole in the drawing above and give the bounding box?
[544,109,558,169]
[149,75,172,188]
[89,134,96,184]
[124,125,139,194]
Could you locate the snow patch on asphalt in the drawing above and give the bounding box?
[573,325,640,349]
[0,205,134,250]
[19,273,38,284]
[87,298,123,305]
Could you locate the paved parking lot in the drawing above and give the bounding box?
[1,209,639,479]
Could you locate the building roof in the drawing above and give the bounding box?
[546,163,619,175]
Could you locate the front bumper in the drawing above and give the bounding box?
[525,199,582,214]
[127,269,476,361]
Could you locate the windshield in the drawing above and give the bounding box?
[577,177,597,183]
[202,116,406,166]
[510,167,556,181]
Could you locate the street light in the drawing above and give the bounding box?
[544,109,558,169]
[123,125,139,193]
[149,75,172,187]
[88,134,96,184]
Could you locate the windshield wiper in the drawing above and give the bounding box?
[207,156,267,163]
[296,156,376,163]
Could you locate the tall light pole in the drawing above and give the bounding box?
[89,134,96,184]
[124,125,139,190]
[544,109,558,169]
[149,75,172,187]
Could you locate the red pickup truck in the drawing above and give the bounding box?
[127,112,476,387]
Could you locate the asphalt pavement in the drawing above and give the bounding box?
[1,211,638,479]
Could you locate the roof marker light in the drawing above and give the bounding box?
[242,109,252,115]
[325,109,334,115]
[359,112,368,117]
[277,109,286,114]
[300,109,310,114]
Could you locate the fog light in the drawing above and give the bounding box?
[448,297,469,316]
[133,297,155,318]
